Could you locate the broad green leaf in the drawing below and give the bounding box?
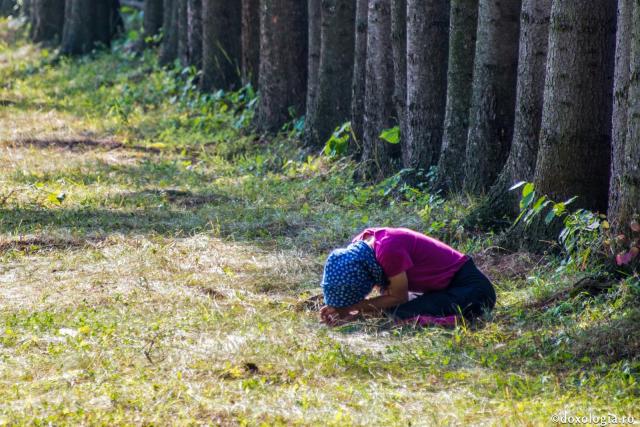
[379,126,400,144]
[522,182,535,198]
[544,210,556,224]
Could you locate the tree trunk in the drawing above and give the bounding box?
[0,0,16,16]
[434,0,478,193]
[241,0,260,87]
[463,0,521,193]
[468,0,551,227]
[142,0,163,45]
[176,0,189,65]
[608,0,640,234]
[254,0,307,132]
[305,0,356,149]
[534,0,616,213]
[361,0,396,179]
[159,0,178,64]
[61,0,121,55]
[304,0,321,145]
[201,0,242,91]
[187,0,202,68]
[30,0,65,43]
[391,0,406,147]
[404,0,450,170]
[350,0,368,147]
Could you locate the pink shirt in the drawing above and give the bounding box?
[352,227,468,292]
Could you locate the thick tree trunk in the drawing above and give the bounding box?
[463,0,521,193]
[254,0,307,132]
[404,0,450,170]
[304,0,321,144]
[187,0,202,68]
[534,0,616,213]
[159,0,178,64]
[350,0,368,147]
[434,0,478,193]
[142,0,163,45]
[61,0,121,55]
[361,0,396,179]
[391,0,406,147]
[30,0,65,43]
[305,0,356,148]
[176,0,189,65]
[0,0,16,16]
[608,0,640,234]
[201,0,242,91]
[469,0,551,226]
[241,0,260,87]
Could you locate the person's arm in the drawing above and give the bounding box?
[350,272,408,314]
[320,272,409,325]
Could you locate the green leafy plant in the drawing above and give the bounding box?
[511,182,608,270]
[379,126,400,144]
[323,121,353,157]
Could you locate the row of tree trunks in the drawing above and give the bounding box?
[350,0,368,148]
[186,0,202,68]
[435,0,478,192]
[608,0,640,235]
[61,0,121,55]
[142,0,163,46]
[201,0,241,90]
[305,0,356,148]
[0,0,15,16]
[469,0,551,225]
[241,0,260,87]
[254,0,307,132]
[403,0,449,170]
[533,0,616,214]
[390,0,406,151]
[30,0,65,43]
[463,0,521,194]
[360,0,395,179]
[304,0,321,145]
[159,0,177,64]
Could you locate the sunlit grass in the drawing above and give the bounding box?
[0,17,638,425]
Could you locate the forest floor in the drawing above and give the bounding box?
[0,18,639,426]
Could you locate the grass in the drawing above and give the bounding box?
[1,17,639,425]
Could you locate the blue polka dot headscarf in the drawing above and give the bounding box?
[321,240,387,308]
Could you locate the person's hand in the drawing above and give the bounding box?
[320,305,359,326]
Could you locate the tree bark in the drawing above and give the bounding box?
[254,0,307,132]
[305,0,356,149]
[61,0,121,55]
[469,0,551,226]
[241,0,260,87]
[350,0,368,148]
[304,0,321,145]
[608,0,640,234]
[534,0,616,213]
[361,0,396,179]
[159,0,178,64]
[201,0,242,91]
[187,0,202,68]
[0,0,16,16]
[434,0,478,193]
[404,0,450,170]
[142,0,163,45]
[463,0,521,193]
[176,0,189,65]
[30,0,65,43]
[391,0,406,148]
